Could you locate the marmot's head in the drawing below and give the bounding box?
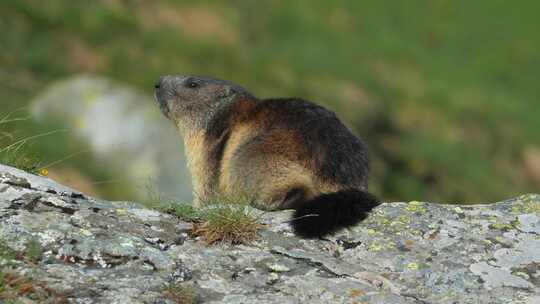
[154,75,254,132]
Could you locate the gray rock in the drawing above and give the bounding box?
[0,164,539,303]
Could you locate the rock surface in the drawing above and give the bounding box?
[0,163,539,303]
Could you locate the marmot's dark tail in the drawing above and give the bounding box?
[291,189,380,238]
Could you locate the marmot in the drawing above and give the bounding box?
[154,75,380,238]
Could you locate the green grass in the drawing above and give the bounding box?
[160,191,263,245]
[0,112,137,200]
[24,239,43,264]
[0,113,42,174]
[161,202,262,245]
[195,204,262,245]
[0,0,538,203]
[160,203,202,222]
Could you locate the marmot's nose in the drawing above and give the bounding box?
[154,77,164,89]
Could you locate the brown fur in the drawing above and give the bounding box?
[154,75,378,238]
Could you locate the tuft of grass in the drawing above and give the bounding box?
[0,113,80,178]
[0,113,48,174]
[162,282,196,304]
[194,204,262,245]
[0,271,69,304]
[158,190,264,245]
[25,238,43,264]
[0,137,42,175]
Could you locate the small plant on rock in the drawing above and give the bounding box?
[160,203,202,222]
[194,204,262,245]
[160,190,263,245]
[162,282,196,304]
[194,190,263,245]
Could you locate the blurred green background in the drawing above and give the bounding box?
[1,0,539,203]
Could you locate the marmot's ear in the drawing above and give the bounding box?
[217,86,236,100]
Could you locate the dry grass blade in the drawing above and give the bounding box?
[0,129,67,154]
[194,204,262,245]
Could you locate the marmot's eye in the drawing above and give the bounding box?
[185,79,199,89]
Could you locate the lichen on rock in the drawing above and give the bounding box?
[0,164,539,303]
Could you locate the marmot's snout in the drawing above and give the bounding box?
[153,75,175,118]
[154,77,163,89]
[153,75,175,100]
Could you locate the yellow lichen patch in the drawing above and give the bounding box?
[406,201,427,214]
[489,222,515,231]
[368,242,383,252]
[367,241,396,252]
[511,194,540,214]
[387,215,412,233]
[453,207,464,214]
[407,262,420,270]
[79,229,92,236]
[394,215,411,225]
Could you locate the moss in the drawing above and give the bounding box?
[115,208,127,216]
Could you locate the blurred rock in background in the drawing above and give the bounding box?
[1,1,538,203]
[30,75,192,203]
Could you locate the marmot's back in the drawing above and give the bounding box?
[154,75,380,238]
[255,98,369,190]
